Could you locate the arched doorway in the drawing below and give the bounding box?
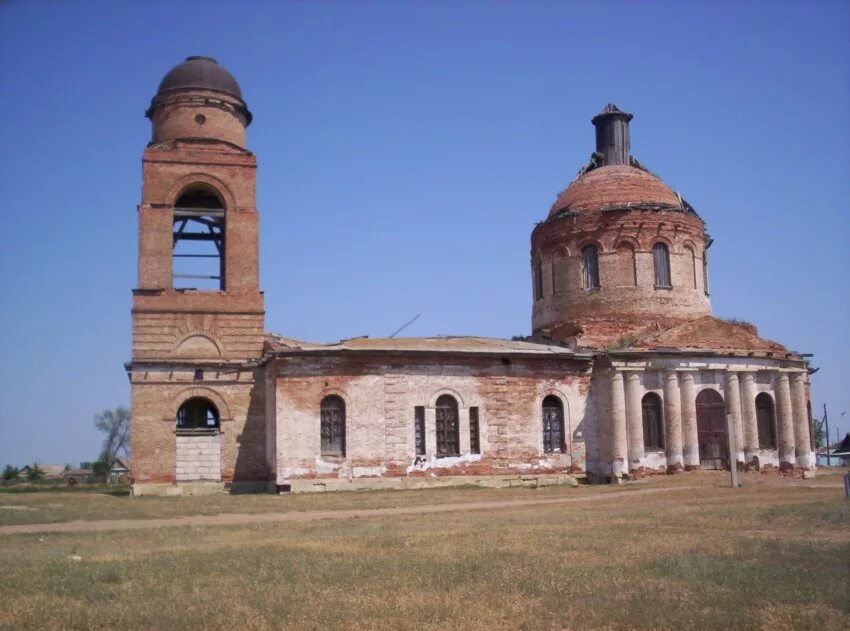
[696,389,727,469]
[175,397,222,482]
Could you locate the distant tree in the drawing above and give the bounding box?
[2,465,19,481]
[813,417,826,449]
[27,464,45,481]
[94,407,130,479]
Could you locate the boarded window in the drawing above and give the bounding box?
[320,395,346,456]
[642,393,664,450]
[469,406,480,454]
[553,256,570,294]
[653,243,672,288]
[616,242,636,286]
[435,395,459,456]
[685,245,697,289]
[542,395,565,453]
[176,397,219,429]
[414,406,425,455]
[702,250,710,295]
[756,393,777,449]
[533,262,543,301]
[581,245,600,289]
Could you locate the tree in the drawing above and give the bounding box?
[94,406,130,482]
[813,416,826,449]
[2,465,19,481]
[27,464,44,481]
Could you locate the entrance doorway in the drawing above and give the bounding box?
[696,389,727,469]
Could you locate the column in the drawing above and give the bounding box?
[625,371,644,472]
[680,371,699,470]
[724,372,745,465]
[775,373,796,470]
[663,370,683,472]
[610,371,628,477]
[740,372,759,465]
[790,373,812,468]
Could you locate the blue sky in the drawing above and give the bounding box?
[0,0,848,466]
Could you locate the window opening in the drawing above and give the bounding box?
[653,243,672,288]
[176,397,219,429]
[582,245,600,289]
[756,393,777,449]
[533,262,544,301]
[435,395,459,456]
[321,395,346,456]
[702,250,710,295]
[469,406,480,454]
[414,406,426,455]
[642,393,664,450]
[542,395,565,453]
[173,187,225,290]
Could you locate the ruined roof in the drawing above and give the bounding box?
[268,335,589,358]
[632,316,789,354]
[156,56,243,99]
[548,164,685,217]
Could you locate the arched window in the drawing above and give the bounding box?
[173,186,225,290]
[616,242,636,286]
[685,245,697,289]
[653,242,672,288]
[542,395,565,453]
[435,395,459,456]
[533,261,544,301]
[642,393,664,450]
[756,393,777,449]
[176,397,220,429]
[320,395,346,456]
[581,245,600,289]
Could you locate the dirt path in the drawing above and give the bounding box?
[0,486,697,535]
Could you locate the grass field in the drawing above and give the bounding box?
[0,471,847,630]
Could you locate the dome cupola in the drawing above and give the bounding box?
[145,56,252,148]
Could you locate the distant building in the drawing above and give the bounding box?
[816,433,850,467]
[18,464,66,480]
[63,469,93,485]
[128,57,817,495]
[110,458,131,483]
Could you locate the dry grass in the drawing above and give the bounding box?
[0,471,847,630]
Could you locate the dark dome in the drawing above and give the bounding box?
[156,56,243,99]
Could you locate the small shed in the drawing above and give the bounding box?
[63,469,93,485]
[110,458,131,483]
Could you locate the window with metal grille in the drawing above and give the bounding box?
[469,406,480,454]
[542,395,564,453]
[581,245,600,289]
[533,262,543,301]
[172,187,225,290]
[642,393,664,450]
[320,395,346,456]
[435,395,459,456]
[176,397,219,429]
[414,406,425,455]
[653,242,672,288]
[756,393,777,449]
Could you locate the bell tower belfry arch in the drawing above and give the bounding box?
[129,57,268,494]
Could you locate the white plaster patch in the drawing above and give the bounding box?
[644,450,667,470]
[352,466,387,477]
[315,457,341,475]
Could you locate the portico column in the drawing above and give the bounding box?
[724,372,745,466]
[775,372,796,470]
[610,371,628,477]
[663,370,684,472]
[740,372,759,465]
[680,371,699,470]
[790,373,812,468]
[625,371,644,472]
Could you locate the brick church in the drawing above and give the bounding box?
[129,57,815,494]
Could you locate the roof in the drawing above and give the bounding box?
[632,316,789,354]
[549,164,685,217]
[268,335,590,358]
[156,56,242,99]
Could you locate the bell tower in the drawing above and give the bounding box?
[130,57,268,494]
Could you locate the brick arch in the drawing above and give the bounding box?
[165,387,233,422]
[577,237,606,254]
[536,388,571,419]
[166,172,237,210]
[428,388,466,408]
[172,331,224,358]
[319,387,351,408]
